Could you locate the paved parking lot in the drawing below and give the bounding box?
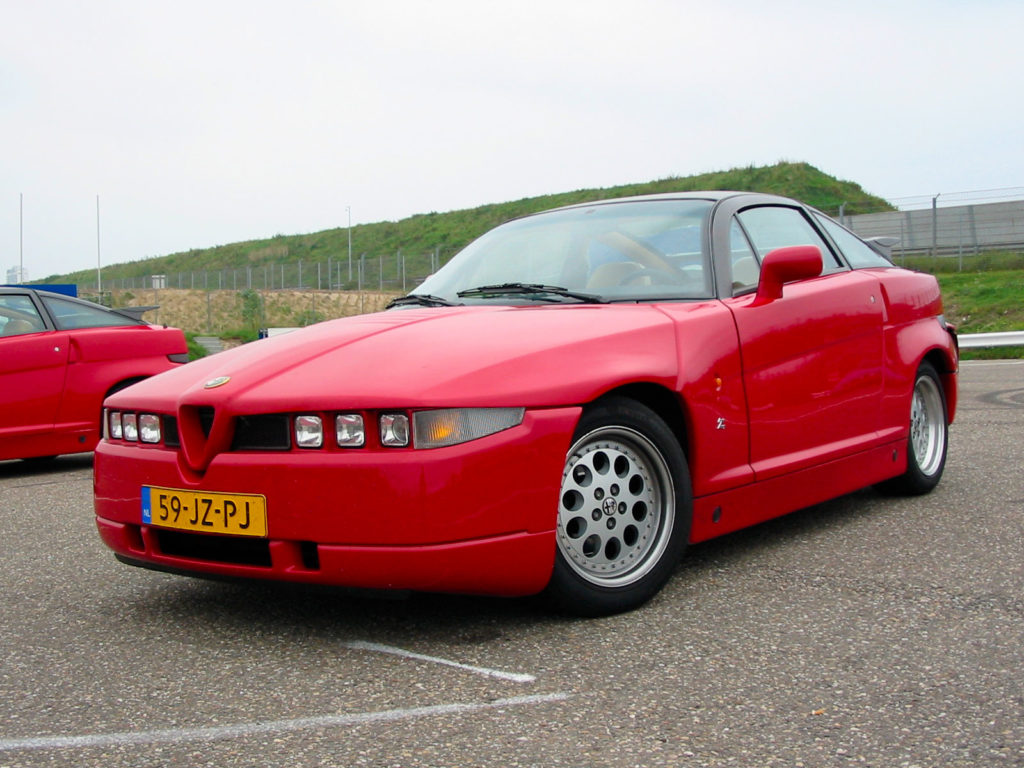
[1,361,1022,767]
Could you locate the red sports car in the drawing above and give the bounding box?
[94,193,958,615]
[1,287,189,462]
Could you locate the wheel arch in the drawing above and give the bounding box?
[104,375,148,401]
[921,346,958,424]
[590,382,691,459]
[99,376,150,434]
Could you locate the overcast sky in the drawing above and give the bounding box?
[2,0,1021,279]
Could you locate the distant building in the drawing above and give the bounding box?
[6,266,28,284]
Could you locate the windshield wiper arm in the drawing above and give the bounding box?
[456,283,606,304]
[387,294,458,309]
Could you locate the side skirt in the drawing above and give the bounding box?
[689,440,907,544]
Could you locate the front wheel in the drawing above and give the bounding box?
[878,361,949,495]
[546,397,691,616]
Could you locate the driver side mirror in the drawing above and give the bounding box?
[752,245,823,305]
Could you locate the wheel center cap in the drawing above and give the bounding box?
[602,498,618,516]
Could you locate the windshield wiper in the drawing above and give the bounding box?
[456,283,606,304]
[386,294,458,309]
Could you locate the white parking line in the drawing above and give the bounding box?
[344,640,536,683]
[0,693,571,753]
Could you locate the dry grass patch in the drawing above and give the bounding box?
[109,288,400,335]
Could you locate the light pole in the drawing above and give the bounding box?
[346,206,352,283]
[19,193,23,283]
[96,195,102,293]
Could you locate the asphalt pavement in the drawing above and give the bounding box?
[1,360,1022,768]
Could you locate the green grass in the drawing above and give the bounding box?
[900,251,1024,273]
[928,267,1024,360]
[184,332,209,361]
[935,270,1024,334]
[961,346,1024,360]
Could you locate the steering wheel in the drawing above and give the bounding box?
[618,267,680,286]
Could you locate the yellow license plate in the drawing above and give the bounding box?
[142,486,268,537]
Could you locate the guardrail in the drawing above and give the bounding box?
[959,331,1024,349]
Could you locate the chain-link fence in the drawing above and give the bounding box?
[91,250,448,295]
[91,286,401,335]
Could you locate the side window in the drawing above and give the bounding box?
[814,213,893,268]
[736,206,842,271]
[41,295,140,330]
[0,295,46,337]
[729,217,760,293]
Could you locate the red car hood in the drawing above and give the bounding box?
[106,304,683,412]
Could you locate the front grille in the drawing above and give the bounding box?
[163,416,180,447]
[155,529,271,567]
[198,406,215,437]
[232,414,291,451]
[161,413,290,451]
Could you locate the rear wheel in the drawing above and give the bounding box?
[879,361,948,495]
[547,397,691,616]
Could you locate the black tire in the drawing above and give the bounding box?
[21,455,58,464]
[546,397,691,616]
[878,361,949,496]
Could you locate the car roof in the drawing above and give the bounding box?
[1,286,71,299]
[0,286,149,324]
[541,190,807,215]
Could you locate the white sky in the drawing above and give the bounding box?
[2,0,1021,278]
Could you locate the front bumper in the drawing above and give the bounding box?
[94,406,580,597]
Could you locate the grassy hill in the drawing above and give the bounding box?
[44,162,892,286]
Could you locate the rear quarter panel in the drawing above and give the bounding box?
[57,325,188,431]
[876,269,959,430]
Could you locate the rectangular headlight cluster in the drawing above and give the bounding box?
[106,410,162,444]
[292,408,523,450]
[293,413,407,449]
[105,407,524,451]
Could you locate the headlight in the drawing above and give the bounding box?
[123,413,138,442]
[335,414,365,447]
[295,415,324,448]
[139,414,161,444]
[413,408,524,449]
[379,413,410,447]
[108,411,123,439]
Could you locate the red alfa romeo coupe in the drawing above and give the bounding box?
[1,287,188,463]
[94,192,958,615]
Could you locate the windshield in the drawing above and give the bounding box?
[414,199,713,303]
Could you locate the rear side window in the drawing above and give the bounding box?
[0,295,46,336]
[814,213,893,268]
[41,295,142,330]
[736,206,842,271]
[729,217,760,293]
